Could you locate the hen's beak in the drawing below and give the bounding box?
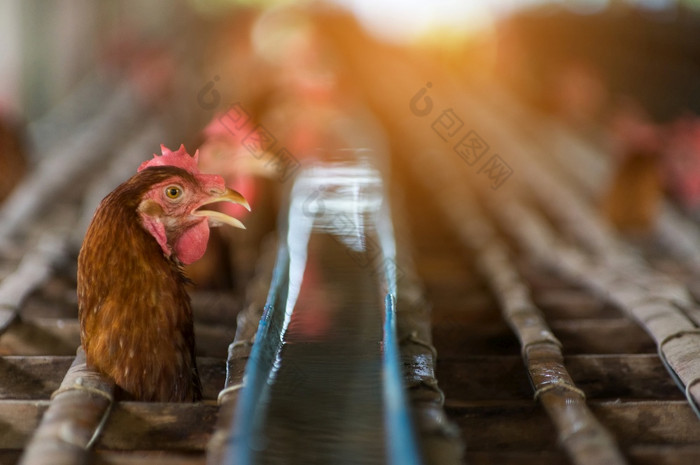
[193,188,251,229]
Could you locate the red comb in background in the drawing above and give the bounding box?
[664,118,700,209]
[203,113,255,143]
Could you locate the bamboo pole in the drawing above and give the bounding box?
[389,188,464,464]
[497,199,700,417]
[18,346,115,465]
[655,204,700,276]
[0,233,67,335]
[406,148,627,465]
[456,84,700,417]
[459,87,700,420]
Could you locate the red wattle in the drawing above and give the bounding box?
[175,220,210,265]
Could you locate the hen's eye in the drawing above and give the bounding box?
[165,185,182,199]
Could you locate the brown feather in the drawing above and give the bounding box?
[78,166,202,402]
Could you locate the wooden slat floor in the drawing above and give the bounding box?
[406,168,700,464]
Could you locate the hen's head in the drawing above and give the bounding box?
[136,144,249,265]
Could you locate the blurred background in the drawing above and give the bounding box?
[4,0,700,230]
[4,2,700,463]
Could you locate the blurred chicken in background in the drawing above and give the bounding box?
[664,116,700,214]
[0,111,27,203]
[498,3,700,233]
[187,6,370,290]
[601,99,663,233]
[185,114,270,290]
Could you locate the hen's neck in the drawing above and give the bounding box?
[78,190,192,322]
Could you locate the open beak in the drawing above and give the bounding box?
[193,188,251,230]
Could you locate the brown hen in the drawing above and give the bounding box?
[77,145,248,402]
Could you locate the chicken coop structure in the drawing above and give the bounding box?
[2,3,700,465]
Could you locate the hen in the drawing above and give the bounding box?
[0,114,27,203]
[77,145,249,402]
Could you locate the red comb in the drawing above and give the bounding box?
[138,144,201,173]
